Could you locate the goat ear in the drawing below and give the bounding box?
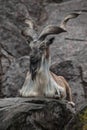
[46,37,55,46]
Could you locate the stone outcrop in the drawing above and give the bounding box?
[0,98,75,130]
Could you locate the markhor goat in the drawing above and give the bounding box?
[19,12,81,106]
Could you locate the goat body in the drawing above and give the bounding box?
[20,48,74,106]
[19,12,81,107]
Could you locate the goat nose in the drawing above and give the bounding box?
[30,55,35,59]
[30,54,36,60]
[30,52,34,57]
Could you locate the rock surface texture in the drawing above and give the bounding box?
[0,0,87,110]
[65,101,87,130]
[0,98,75,130]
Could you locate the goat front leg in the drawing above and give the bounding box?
[59,76,75,107]
[51,72,75,107]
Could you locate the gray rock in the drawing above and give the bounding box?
[1,55,30,97]
[0,98,75,130]
[65,101,87,130]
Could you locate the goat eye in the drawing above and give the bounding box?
[39,49,43,54]
[39,44,46,50]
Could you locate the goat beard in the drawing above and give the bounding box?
[30,59,41,80]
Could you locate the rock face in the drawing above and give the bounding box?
[0,98,74,130]
[65,101,87,130]
[0,0,87,110]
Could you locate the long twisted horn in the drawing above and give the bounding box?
[60,11,81,30]
[38,12,81,40]
[38,26,66,41]
[21,18,38,41]
[24,18,34,29]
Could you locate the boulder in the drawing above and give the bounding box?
[0,98,75,130]
[65,101,87,130]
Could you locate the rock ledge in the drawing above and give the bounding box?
[0,97,74,130]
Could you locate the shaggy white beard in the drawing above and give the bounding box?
[19,55,65,98]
